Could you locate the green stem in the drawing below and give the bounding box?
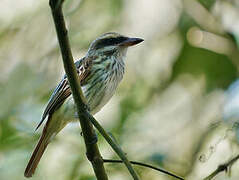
[86,113,140,180]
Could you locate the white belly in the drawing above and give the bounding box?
[81,74,121,115]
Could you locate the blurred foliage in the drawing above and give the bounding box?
[1,0,239,180]
[177,12,237,91]
[198,0,217,10]
[173,42,237,91]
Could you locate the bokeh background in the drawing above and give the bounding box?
[1,0,239,179]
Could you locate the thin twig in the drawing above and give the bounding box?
[103,159,185,180]
[203,154,239,180]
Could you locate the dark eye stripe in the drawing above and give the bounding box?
[95,36,128,49]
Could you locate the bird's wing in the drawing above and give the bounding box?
[35,57,93,130]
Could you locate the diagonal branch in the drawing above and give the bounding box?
[49,0,108,179]
[203,154,239,180]
[49,0,139,179]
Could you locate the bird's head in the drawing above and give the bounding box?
[87,32,143,57]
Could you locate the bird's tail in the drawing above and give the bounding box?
[24,131,49,178]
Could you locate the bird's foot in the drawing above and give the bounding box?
[86,133,98,145]
[83,104,90,112]
[80,132,98,145]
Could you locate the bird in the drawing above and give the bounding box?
[24,32,143,177]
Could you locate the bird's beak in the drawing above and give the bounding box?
[119,37,144,47]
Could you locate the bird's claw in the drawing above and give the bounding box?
[86,133,98,145]
[84,104,90,112]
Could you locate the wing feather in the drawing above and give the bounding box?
[35,57,93,130]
